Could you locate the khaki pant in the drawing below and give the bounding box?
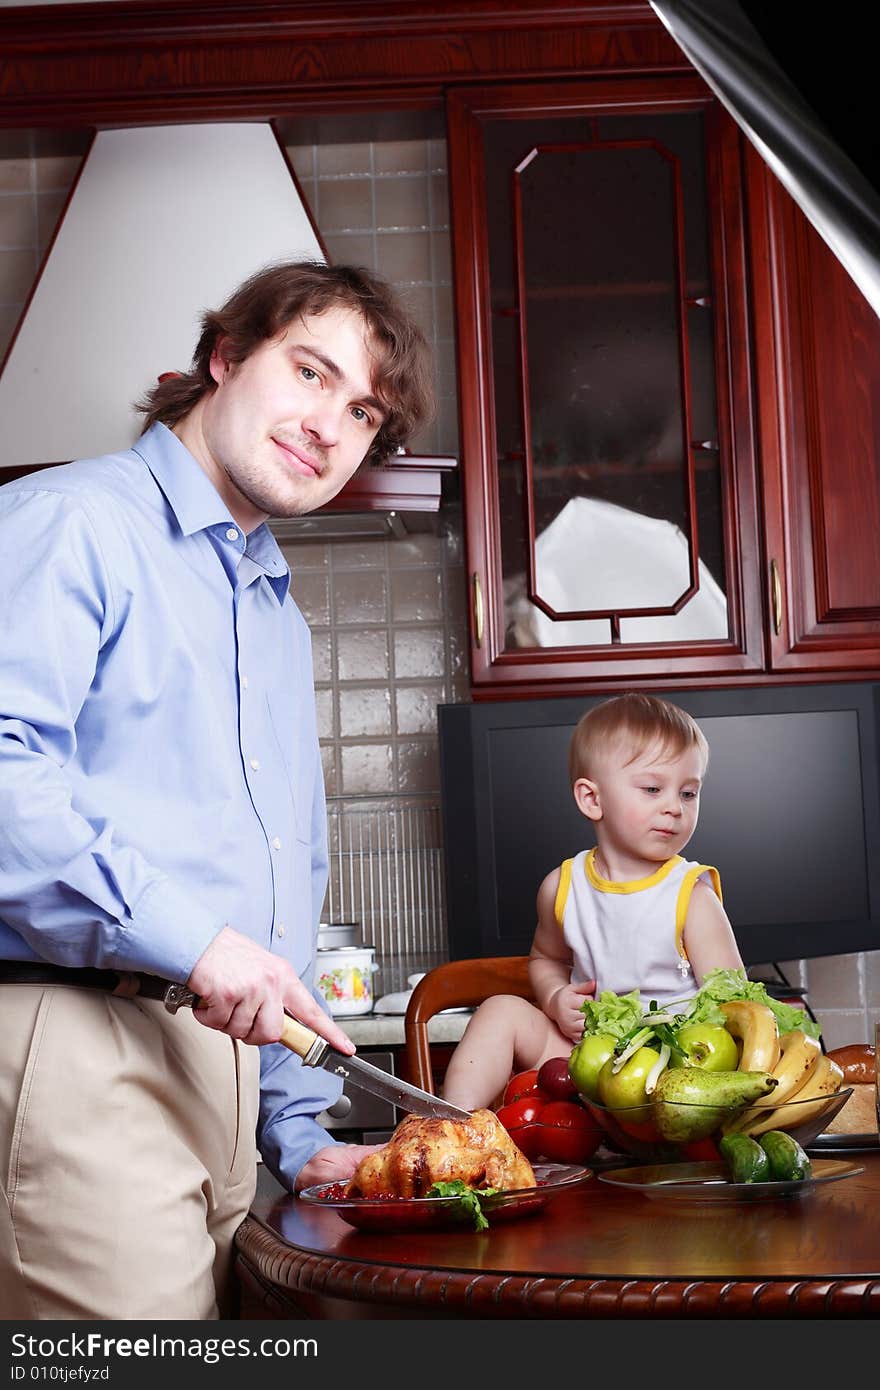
[0,984,259,1320]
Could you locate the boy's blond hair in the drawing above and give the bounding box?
[568,693,709,787]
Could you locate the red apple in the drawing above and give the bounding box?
[536,1055,578,1100]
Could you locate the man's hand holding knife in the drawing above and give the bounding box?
[186,924,355,1054]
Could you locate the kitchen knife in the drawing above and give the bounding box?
[278,1016,472,1121]
[159,981,471,1122]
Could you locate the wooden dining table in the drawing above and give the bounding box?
[233,1146,880,1320]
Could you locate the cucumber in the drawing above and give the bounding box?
[719,1132,771,1183]
[758,1130,812,1182]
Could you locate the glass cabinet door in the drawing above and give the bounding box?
[448,79,763,692]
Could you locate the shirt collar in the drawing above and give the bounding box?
[133,421,290,606]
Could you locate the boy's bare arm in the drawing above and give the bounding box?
[682,880,745,984]
[529,871,596,1042]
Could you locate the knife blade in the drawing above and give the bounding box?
[158,980,471,1122]
[278,1015,472,1122]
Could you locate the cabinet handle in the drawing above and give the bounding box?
[472,571,484,648]
[770,559,782,636]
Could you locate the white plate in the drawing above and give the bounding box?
[598,1157,863,1203]
[372,990,415,1014]
[373,990,471,1015]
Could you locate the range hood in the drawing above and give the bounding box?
[0,121,454,532]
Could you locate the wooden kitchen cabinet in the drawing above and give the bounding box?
[448,78,880,696]
[746,145,880,674]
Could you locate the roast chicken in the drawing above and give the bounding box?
[345,1107,537,1198]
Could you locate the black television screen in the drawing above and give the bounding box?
[438,683,880,968]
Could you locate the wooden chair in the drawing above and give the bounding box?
[403,955,534,1094]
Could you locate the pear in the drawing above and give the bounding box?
[651,1065,778,1142]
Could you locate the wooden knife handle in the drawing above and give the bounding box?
[279,1015,326,1066]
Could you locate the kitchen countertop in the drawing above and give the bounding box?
[343,1009,471,1047]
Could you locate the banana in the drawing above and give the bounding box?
[720,1000,780,1073]
[720,1028,821,1133]
[733,1052,845,1138]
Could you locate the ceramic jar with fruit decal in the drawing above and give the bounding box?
[315,945,378,1016]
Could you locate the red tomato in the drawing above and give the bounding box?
[501,1069,542,1106]
[539,1100,595,1130]
[496,1096,546,1129]
[533,1100,603,1163]
[506,1123,546,1161]
[681,1138,721,1162]
[496,1095,550,1162]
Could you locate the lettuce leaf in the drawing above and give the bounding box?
[579,988,645,1041]
[680,968,821,1039]
[577,969,821,1048]
[426,1180,498,1231]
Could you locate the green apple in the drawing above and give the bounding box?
[671,1022,739,1072]
[568,1033,616,1102]
[597,1046,661,1116]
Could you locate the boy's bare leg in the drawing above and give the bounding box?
[440,995,571,1111]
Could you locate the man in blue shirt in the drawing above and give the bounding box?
[0,260,433,1318]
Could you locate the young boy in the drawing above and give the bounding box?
[441,692,744,1111]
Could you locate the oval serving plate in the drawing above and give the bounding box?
[598,1157,863,1203]
[806,1131,879,1155]
[298,1162,592,1232]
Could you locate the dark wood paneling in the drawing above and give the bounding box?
[801,219,880,616]
[0,1,685,126]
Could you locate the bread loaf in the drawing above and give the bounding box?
[823,1043,877,1134]
[826,1043,876,1085]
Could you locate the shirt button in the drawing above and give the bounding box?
[249,758,260,771]
[277,924,286,939]
[272,836,282,850]
[226,527,239,541]
[242,675,249,690]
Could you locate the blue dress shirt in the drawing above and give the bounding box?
[0,421,341,1186]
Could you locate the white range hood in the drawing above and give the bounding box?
[0,122,325,469]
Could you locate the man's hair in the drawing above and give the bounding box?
[135,260,434,465]
[568,692,709,786]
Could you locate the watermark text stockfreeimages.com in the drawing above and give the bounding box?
[10,1333,316,1369]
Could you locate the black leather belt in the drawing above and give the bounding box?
[0,960,188,1005]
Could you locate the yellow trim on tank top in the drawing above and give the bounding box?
[674,864,723,961]
[554,857,574,928]
[585,847,684,895]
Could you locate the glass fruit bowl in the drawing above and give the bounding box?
[578,1086,853,1164]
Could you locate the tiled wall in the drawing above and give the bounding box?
[277,113,458,461]
[1,117,878,1048]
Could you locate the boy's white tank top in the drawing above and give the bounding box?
[555,848,722,1008]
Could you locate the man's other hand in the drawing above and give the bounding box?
[294,1143,383,1193]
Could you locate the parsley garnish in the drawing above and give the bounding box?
[427,1180,499,1231]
